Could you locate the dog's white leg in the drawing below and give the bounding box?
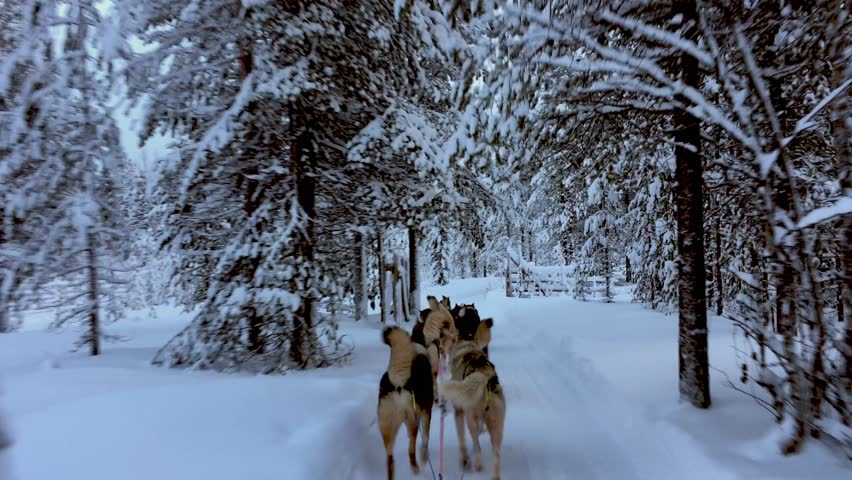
[467,413,484,472]
[454,408,469,469]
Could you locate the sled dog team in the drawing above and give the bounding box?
[378,295,505,480]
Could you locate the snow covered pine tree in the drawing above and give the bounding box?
[1,0,134,353]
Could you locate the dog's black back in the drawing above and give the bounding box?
[378,352,434,412]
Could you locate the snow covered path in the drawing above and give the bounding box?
[349,291,736,480]
[2,279,848,480]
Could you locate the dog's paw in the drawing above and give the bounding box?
[410,463,420,475]
[460,455,470,470]
[419,446,429,463]
[473,454,484,472]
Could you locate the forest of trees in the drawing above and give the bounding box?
[1,0,849,456]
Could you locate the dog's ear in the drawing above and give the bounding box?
[483,318,494,328]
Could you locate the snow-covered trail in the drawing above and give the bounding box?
[349,292,736,480]
[3,280,846,480]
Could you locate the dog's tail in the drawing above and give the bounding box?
[440,372,491,410]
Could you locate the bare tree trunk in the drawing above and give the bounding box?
[0,307,8,334]
[86,228,100,356]
[505,220,514,297]
[714,219,724,316]
[827,0,852,423]
[603,241,612,303]
[237,18,264,353]
[377,230,388,325]
[432,229,448,286]
[673,0,710,409]
[353,232,367,321]
[0,212,8,334]
[650,276,657,310]
[0,402,12,480]
[408,226,420,317]
[290,100,316,369]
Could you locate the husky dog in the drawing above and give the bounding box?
[452,303,493,358]
[416,296,458,401]
[377,327,434,480]
[418,296,451,323]
[440,338,505,480]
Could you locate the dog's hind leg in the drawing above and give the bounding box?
[379,406,402,480]
[454,408,470,469]
[418,409,431,463]
[485,407,504,480]
[405,413,420,475]
[467,413,484,472]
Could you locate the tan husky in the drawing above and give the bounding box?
[440,337,505,480]
[415,295,458,401]
[377,327,434,480]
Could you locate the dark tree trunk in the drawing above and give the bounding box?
[433,229,448,286]
[378,230,388,324]
[244,161,263,353]
[714,219,724,316]
[236,23,265,353]
[673,0,710,409]
[290,101,316,369]
[505,221,514,297]
[625,256,632,283]
[827,0,852,417]
[0,211,7,334]
[86,229,100,356]
[354,231,367,321]
[603,242,612,303]
[650,276,657,310]
[408,226,419,316]
[0,405,11,477]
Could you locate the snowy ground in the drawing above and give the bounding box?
[1,278,849,479]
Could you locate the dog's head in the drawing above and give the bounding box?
[452,303,481,341]
[382,326,409,347]
[441,296,451,308]
[426,295,439,310]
